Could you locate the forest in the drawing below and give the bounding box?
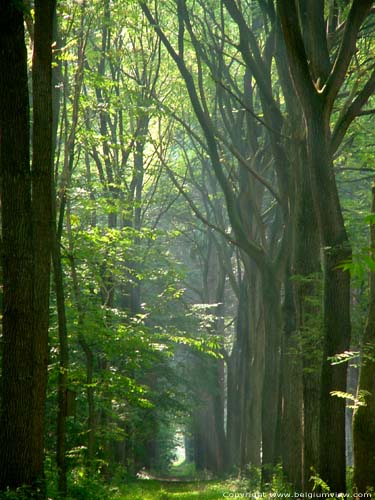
[0,0,375,499]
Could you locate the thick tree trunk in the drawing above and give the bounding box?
[277,1,371,489]
[0,3,35,490]
[0,1,55,493]
[239,266,263,471]
[307,107,351,492]
[353,184,375,492]
[261,266,282,483]
[292,141,322,490]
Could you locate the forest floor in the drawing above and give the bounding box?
[115,478,239,499]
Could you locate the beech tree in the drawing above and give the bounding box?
[278,0,375,489]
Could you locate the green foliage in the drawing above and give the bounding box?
[310,469,330,493]
[115,479,246,500]
[169,461,196,479]
[0,486,42,500]
[67,469,119,500]
[331,389,370,411]
[328,350,360,366]
[289,273,323,373]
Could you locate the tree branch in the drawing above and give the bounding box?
[277,0,319,112]
[324,0,374,111]
[139,0,266,267]
[331,67,375,154]
[299,0,331,82]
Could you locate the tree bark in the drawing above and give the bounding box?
[281,269,303,491]
[308,105,351,492]
[277,2,355,489]
[353,183,375,492]
[66,204,97,465]
[31,1,56,494]
[0,1,55,494]
[261,266,282,483]
[0,2,35,490]
[292,138,322,490]
[53,230,69,496]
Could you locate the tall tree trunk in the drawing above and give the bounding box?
[308,106,351,492]
[228,264,263,472]
[277,3,359,488]
[191,233,227,476]
[53,229,69,497]
[0,2,35,490]
[280,268,303,490]
[353,184,375,492]
[66,202,96,465]
[292,140,322,490]
[261,266,282,483]
[226,345,242,469]
[51,19,70,497]
[31,1,56,493]
[0,1,55,494]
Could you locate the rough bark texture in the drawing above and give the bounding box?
[0,2,35,489]
[0,1,55,493]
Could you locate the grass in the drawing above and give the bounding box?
[114,479,240,500]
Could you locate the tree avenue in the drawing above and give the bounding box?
[0,0,374,498]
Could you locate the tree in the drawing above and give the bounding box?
[278,0,375,489]
[0,0,55,494]
[353,183,375,492]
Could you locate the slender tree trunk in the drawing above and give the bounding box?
[51,18,70,497]
[52,226,69,496]
[31,2,56,495]
[353,184,375,492]
[66,203,96,464]
[281,269,303,490]
[191,234,227,476]
[226,347,241,470]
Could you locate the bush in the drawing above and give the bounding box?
[67,469,118,500]
[0,484,44,500]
